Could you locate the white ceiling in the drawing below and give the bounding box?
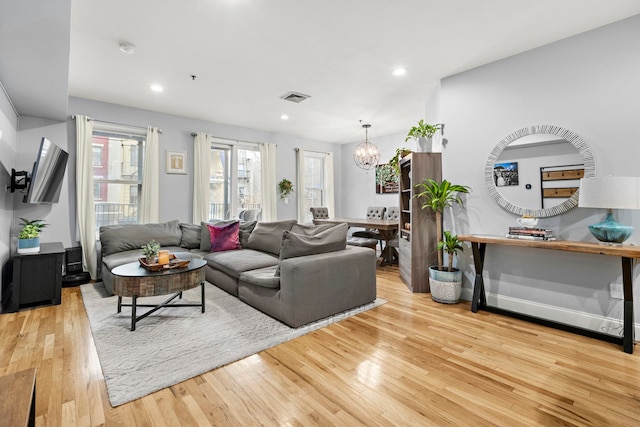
[65,1,640,143]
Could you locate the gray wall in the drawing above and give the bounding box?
[0,84,17,275]
[68,97,343,224]
[437,15,640,333]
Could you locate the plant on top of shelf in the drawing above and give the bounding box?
[278,178,294,199]
[405,119,441,142]
[388,147,412,176]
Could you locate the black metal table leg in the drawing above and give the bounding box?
[117,296,122,313]
[622,257,634,354]
[470,242,487,313]
[131,295,137,331]
[201,282,205,313]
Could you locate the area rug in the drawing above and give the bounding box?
[80,282,385,407]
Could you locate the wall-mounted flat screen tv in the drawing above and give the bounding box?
[24,137,69,204]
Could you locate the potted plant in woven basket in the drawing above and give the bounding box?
[415,179,471,303]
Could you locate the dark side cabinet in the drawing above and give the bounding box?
[4,242,64,312]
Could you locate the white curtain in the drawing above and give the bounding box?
[260,143,277,221]
[193,132,210,223]
[75,115,98,279]
[296,148,306,223]
[324,152,335,217]
[139,127,160,223]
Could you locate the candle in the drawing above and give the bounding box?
[157,250,170,265]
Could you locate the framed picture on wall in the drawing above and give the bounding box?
[493,161,519,186]
[166,150,187,174]
[375,163,399,193]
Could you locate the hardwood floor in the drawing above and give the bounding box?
[1,265,639,426]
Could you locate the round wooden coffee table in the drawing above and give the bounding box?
[111,258,206,331]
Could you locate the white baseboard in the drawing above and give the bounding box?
[460,288,638,341]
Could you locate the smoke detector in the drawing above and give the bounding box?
[280,91,311,103]
[119,41,136,54]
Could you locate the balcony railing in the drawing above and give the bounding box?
[208,203,261,221]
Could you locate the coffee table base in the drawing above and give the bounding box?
[117,282,205,331]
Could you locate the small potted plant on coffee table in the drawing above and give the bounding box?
[141,240,161,264]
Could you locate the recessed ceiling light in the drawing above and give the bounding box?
[392,67,407,76]
[150,84,163,93]
[280,114,289,120]
[119,41,136,54]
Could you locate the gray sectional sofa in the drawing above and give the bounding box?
[98,219,377,327]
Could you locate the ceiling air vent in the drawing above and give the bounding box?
[280,91,311,103]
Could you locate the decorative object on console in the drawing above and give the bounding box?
[141,240,161,263]
[486,125,596,218]
[414,179,471,302]
[506,227,556,241]
[353,123,379,170]
[405,119,443,152]
[578,176,640,243]
[278,178,294,199]
[17,218,47,254]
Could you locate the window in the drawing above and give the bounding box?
[92,131,145,230]
[208,138,262,220]
[301,151,329,223]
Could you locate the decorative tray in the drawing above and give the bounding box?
[139,254,190,272]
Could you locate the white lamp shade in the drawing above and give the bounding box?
[578,176,640,209]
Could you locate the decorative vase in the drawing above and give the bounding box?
[428,266,462,304]
[416,136,433,152]
[17,237,40,254]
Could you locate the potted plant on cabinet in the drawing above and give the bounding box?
[414,179,471,303]
[17,218,47,254]
[405,119,442,152]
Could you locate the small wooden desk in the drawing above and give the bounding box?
[0,368,36,427]
[458,234,640,354]
[313,218,399,265]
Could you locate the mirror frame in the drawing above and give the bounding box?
[485,124,596,217]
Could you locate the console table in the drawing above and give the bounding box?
[458,234,640,354]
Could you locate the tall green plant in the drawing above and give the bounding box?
[414,179,470,270]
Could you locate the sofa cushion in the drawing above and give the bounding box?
[275,223,348,276]
[179,223,202,249]
[290,223,335,235]
[100,220,181,257]
[203,249,278,279]
[246,220,297,255]
[238,266,280,289]
[239,220,257,248]
[208,221,241,252]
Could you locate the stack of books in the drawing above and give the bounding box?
[506,227,556,241]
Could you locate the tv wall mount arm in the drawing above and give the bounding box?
[7,168,30,192]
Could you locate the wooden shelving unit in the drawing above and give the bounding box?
[398,152,442,293]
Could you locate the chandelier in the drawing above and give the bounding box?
[353,123,379,170]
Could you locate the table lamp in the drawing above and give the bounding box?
[578,176,640,243]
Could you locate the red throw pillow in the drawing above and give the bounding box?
[208,221,241,252]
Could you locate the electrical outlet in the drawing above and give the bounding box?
[610,283,624,300]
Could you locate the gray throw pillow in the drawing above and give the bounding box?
[200,220,237,251]
[99,220,181,257]
[246,220,297,255]
[179,223,202,249]
[239,220,257,248]
[275,223,348,276]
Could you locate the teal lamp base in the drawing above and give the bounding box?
[588,211,634,244]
